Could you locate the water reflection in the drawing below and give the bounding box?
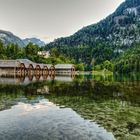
[0,99,115,140]
[0,75,75,85]
[0,74,140,139]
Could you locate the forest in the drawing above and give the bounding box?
[0,39,140,73]
[0,41,73,66]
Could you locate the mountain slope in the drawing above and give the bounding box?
[23,38,45,47]
[114,43,140,73]
[45,0,140,65]
[0,30,25,47]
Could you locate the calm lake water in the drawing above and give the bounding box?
[0,74,140,140]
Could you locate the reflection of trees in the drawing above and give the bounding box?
[0,77,140,139]
[0,82,50,111]
[0,85,38,111]
[47,80,140,139]
[48,79,140,106]
[0,76,139,105]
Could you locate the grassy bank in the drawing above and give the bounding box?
[92,70,113,75]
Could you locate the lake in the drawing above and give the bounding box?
[0,74,140,140]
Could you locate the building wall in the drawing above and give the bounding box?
[55,69,74,75]
[0,68,15,76]
[38,51,50,58]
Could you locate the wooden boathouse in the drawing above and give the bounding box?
[0,59,75,77]
[0,59,55,77]
[55,64,75,75]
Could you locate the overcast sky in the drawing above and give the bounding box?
[0,0,124,42]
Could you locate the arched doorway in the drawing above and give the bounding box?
[28,64,34,76]
[20,63,26,76]
[35,65,41,76]
[42,66,49,75]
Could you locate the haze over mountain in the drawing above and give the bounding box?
[0,30,45,47]
[45,0,140,65]
[23,38,45,47]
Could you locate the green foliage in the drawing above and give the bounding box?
[42,48,75,64]
[24,43,40,61]
[6,44,24,59]
[75,63,84,71]
[93,60,114,72]
[94,65,102,71]
[0,41,74,65]
[103,60,114,71]
[45,42,116,67]
[0,41,7,59]
[114,43,140,73]
[50,48,60,58]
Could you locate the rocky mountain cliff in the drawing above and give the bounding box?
[23,38,45,47]
[0,30,45,47]
[0,30,25,47]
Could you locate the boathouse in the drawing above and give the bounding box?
[46,64,55,75]
[17,59,36,75]
[0,59,75,77]
[0,60,20,76]
[55,64,75,75]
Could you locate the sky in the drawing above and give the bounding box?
[0,0,124,42]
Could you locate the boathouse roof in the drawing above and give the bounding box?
[55,64,74,70]
[38,64,44,69]
[16,59,37,68]
[0,60,20,68]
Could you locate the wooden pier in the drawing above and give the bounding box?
[0,59,75,77]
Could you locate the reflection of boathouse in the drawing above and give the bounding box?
[0,59,75,76]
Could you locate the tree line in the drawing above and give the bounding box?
[0,41,73,65]
[0,39,139,73]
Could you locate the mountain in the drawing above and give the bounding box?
[23,38,45,47]
[0,30,25,47]
[45,0,140,65]
[0,30,45,47]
